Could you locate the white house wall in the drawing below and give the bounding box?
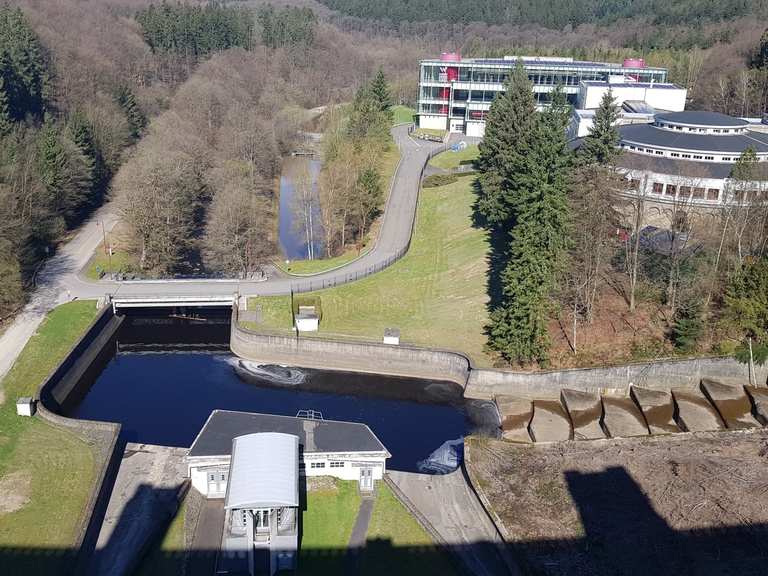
[419,114,447,131]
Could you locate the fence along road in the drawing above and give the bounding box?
[63,124,446,301]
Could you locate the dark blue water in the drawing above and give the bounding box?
[69,352,498,473]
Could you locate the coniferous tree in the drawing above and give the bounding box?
[484,85,572,364]
[476,61,537,225]
[580,89,620,166]
[370,67,393,112]
[115,85,147,140]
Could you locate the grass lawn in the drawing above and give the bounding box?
[429,144,479,171]
[84,241,137,280]
[392,105,416,125]
[133,497,188,576]
[362,483,457,576]
[248,175,493,365]
[0,301,99,568]
[276,247,366,275]
[300,479,361,574]
[412,127,446,139]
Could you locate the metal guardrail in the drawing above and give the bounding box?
[286,136,450,295]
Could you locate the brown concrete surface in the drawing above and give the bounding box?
[745,386,768,424]
[700,379,761,429]
[529,400,572,442]
[560,389,605,440]
[387,470,514,576]
[630,386,680,434]
[89,443,188,576]
[495,396,533,443]
[672,389,725,432]
[601,396,649,438]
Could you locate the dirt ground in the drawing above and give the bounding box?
[0,470,31,514]
[466,432,768,576]
[547,286,672,369]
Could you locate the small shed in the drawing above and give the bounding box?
[383,328,400,345]
[16,397,35,417]
[295,305,319,332]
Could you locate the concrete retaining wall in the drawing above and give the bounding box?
[232,307,767,400]
[36,304,123,575]
[231,309,470,386]
[466,357,768,400]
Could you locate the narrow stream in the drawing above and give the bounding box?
[278,156,324,260]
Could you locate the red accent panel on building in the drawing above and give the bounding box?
[446,67,458,81]
[439,87,450,99]
[439,105,448,115]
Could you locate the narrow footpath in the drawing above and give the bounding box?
[345,496,375,575]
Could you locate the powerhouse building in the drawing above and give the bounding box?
[418,53,668,136]
[614,111,768,215]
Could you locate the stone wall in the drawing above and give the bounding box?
[464,357,768,400]
[36,304,123,574]
[230,309,471,386]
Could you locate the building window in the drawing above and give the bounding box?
[652,182,663,194]
[665,184,676,196]
[714,129,721,133]
[630,179,640,190]
[671,153,680,157]
[655,150,664,155]
[241,510,249,526]
[707,189,720,200]
[693,155,702,160]
[693,187,705,199]
[310,462,325,469]
[704,156,714,160]
[679,186,692,197]
[209,473,215,482]
[329,461,345,468]
[723,157,731,161]
[682,154,691,159]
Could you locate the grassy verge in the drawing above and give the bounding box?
[392,105,416,125]
[412,127,446,139]
[300,479,361,575]
[429,144,479,171]
[277,248,364,275]
[84,241,137,280]
[133,498,188,576]
[363,483,457,576]
[0,301,98,563]
[247,175,493,365]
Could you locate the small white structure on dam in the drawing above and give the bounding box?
[187,410,390,497]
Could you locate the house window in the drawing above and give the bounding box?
[682,154,691,159]
[652,182,663,194]
[209,473,215,482]
[693,155,702,159]
[693,187,705,199]
[241,510,249,526]
[704,156,714,160]
[310,462,326,469]
[707,189,720,200]
[655,150,663,155]
[671,152,680,158]
[679,186,692,197]
[665,184,676,196]
[330,461,345,468]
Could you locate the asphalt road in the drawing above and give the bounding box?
[0,125,442,384]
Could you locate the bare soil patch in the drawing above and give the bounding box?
[306,476,338,492]
[467,432,768,576]
[0,470,32,514]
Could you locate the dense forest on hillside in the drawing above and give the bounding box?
[319,0,767,30]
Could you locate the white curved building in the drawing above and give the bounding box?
[616,111,768,210]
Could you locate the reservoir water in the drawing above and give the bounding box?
[278,156,324,260]
[64,311,500,474]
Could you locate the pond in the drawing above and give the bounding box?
[279,156,324,261]
[64,311,500,474]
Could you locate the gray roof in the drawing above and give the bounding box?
[225,433,299,509]
[655,111,748,127]
[189,410,388,458]
[617,151,735,180]
[619,124,768,153]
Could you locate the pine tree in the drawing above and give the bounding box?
[486,86,573,364]
[115,85,147,140]
[580,88,620,166]
[476,60,537,225]
[369,67,392,112]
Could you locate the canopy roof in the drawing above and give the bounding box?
[224,432,299,510]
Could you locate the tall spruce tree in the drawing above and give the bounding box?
[485,86,573,364]
[476,61,537,225]
[115,85,147,140]
[369,67,393,112]
[580,88,620,166]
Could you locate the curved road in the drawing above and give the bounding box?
[0,125,442,384]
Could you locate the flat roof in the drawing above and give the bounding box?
[583,81,682,90]
[225,433,299,509]
[189,410,388,458]
[421,57,666,72]
[619,124,768,153]
[656,111,748,127]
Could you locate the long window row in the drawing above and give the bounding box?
[620,142,767,164]
[421,65,666,86]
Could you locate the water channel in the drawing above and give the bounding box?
[278,156,324,261]
[64,310,500,474]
